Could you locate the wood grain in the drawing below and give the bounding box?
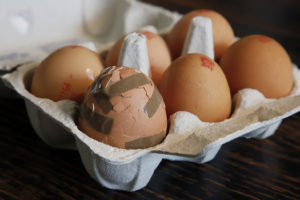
[1,0,300,199]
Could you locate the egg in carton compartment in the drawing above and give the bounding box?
[0,0,180,97]
[3,11,300,191]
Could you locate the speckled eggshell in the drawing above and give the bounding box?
[159,53,232,122]
[167,9,235,60]
[78,66,167,149]
[220,35,294,98]
[105,31,172,85]
[31,45,104,103]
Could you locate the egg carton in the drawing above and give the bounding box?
[2,0,300,192]
[0,0,180,97]
[3,38,300,191]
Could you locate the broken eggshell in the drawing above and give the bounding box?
[78,66,167,149]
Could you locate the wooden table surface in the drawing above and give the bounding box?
[1,0,299,199]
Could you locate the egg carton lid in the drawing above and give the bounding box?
[0,0,181,71]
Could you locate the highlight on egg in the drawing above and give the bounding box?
[30,45,104,103]
[220,34,294,98]
[78,66,167,149]
[166,9,235,60]
[159,53,232,122]
[105,31,172,85]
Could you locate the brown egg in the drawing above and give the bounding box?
[31,45,104,103]
[105,31,172,85]
[167,9,235,60]
[159,53,231,122]
[78,66,167,149]
[220,35,294,98]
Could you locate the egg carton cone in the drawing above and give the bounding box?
[3,27,300,191]
[181,16,214,59]
[118,32,151,76]
[0,0,181,97]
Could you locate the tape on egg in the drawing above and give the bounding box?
[103,73,150,97]
[125,130,165,149]
[143,86,162,118]
[93,92,113,114]
[80,104,114,134]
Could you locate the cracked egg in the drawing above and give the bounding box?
[78,66,167,149]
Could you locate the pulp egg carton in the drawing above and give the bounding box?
[0,0,180,97]
[3,57,300,191]
[2,0,300,192]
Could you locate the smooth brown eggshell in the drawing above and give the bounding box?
[31,45,104,103]
[159,54,231,122]
[167,9,235,60]
[220,35,294,98]
[105,31,172,85]
[78,66,167,149]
